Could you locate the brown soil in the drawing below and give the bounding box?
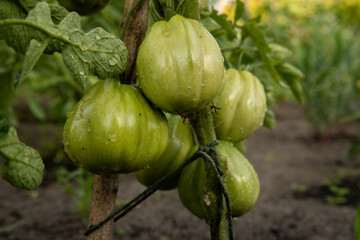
[0,103,359,240]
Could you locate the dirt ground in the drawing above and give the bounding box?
[0,103,359,240]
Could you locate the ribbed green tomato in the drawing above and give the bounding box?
[63,79,169,174]
[135,114,195,190]
[178,140,260,219]
[136,15,225,113]
[213,69,267,142]
[58,0,110,15]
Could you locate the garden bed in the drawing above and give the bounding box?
[0,103,358,240]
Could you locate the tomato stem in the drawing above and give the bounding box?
[119,0,147,41]
[86,174,119,240]
[121,0,150,84]
[189,106,230,240]
[183,0,199,20]
[165,0,175,21]
[175,0,187,14]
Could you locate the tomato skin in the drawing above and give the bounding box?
[58,0,110,15]
[136,15,225,113]
[213,69,267,142]
[178,140,260,218]
[63,79,169,174]
[135,114,195,190]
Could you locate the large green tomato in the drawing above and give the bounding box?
[58,0,110,15]
[135,114,195,190]
[178,140,260,218]
[213,69,267,142]
[63,79,169,174]
[136,15,225,113]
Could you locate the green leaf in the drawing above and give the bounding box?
[0,2,129,91]
[275,63,304,104]
[243,20,280,83]
[16,39,47,86]
[0,127,44,190]
[61,13,128,91]
[27,98,46,121]
[356,204,360,240]
[341,111,360,123]
[0,115,10,138]
[0,1,62,54]
[210,10,237,40]
[17,0,69,24]
[0,42,17,112]
[0,0,29,54]
[201,16,221,33]
[263,109,275,130]
[234,0,245,23]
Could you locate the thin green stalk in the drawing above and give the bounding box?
[150,0,164,21]
[175,0,187,14]
[184,0,199,20]
[165,0,175,21]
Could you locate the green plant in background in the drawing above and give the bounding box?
[323,178,350,205]
[255,1,360,137]
[56,167,93,223]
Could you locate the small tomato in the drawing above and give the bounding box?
[178,140,260,218]
[213,69,267,142]
[135,114,195,190]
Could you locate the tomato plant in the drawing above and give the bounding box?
[0,0,304,239]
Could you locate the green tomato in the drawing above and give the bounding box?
[58,0,110,15]
[213,69,267,142]
[63,79,169,174]
[136,15,225,113]
[135,114,195,190]
[178,140,260,219]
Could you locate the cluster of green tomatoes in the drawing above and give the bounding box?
[63,15,267,219]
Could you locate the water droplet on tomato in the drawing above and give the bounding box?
[162,30,170,37]
[108,133,117,142]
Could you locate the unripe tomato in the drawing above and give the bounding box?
[135,114,195,190]
[136,15,225,113]
[178,140,260,218]
[213,69,267,142]
[58,0,110,15]
[63,79,169,174]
